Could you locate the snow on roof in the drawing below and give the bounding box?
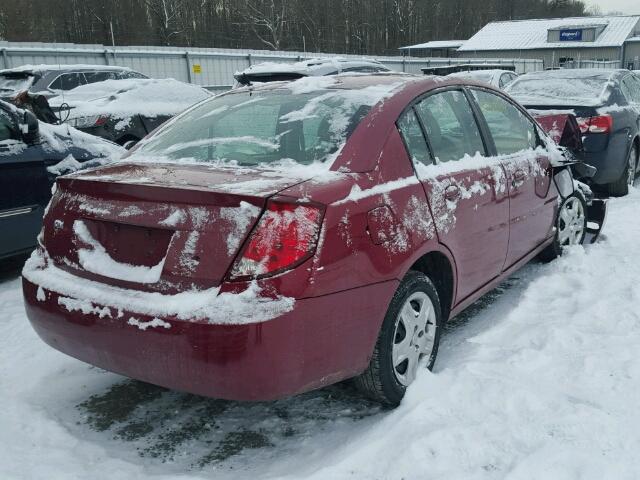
[459,15,640,51]
[48,78,211,120]
[399,40,466,50]
[0,64,133,74]
[627,36,640,43]
[236,57,388,77]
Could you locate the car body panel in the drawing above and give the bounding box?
[23,74,571,400]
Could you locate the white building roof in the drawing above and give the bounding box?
[399,40,466,50]
[459,15,640,51]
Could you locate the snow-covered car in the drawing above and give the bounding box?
[506,69,640,196]
[23,74,606,407]
[48,78,212,147]
[234,57,392,86]
[0,99,123,260]
[0,64,147,99]
[447,69,518,89]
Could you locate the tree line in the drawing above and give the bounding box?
[0,0,589,55]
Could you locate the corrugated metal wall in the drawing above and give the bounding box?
[459,47,624,69]
[0,41,543,88]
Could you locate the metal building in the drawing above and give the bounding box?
[457,15,640,70]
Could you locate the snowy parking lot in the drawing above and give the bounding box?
[2,188,640,479]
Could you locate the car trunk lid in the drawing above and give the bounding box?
[42,162,308,291]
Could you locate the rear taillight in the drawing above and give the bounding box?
[228,200,324,280]
[576,115,612,134]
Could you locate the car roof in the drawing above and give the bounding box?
[516,68,623,81]
[0,64,133,75]
[231,72,417,94]
[236,57,391,78]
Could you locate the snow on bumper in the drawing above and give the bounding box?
[22,249,294,326]
[22,250,397,400]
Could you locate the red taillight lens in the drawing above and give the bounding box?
[576,115,612,134]
[229,200,324,280]
[94,115,108,127]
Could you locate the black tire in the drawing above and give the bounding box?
[354,270,442,407]
[539,191,588,262]
[607,144,637,197]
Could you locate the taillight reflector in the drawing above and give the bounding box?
[576,115,612,134]
[229,201,323,280]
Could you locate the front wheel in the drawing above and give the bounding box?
[354,271,442,407]
[539,191,587,262]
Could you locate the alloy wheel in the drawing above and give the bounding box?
[392,291,437,386]
[557,196,586,246]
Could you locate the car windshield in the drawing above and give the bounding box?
[132,84,393,167]
[0,74,34,94]
[506,72,612,105]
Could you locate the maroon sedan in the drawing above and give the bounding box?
[23,74,589,406]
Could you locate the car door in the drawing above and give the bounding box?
[0,107,51,258]
[469,88,555,269]
[399,88,509,301]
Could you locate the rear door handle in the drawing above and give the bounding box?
[444,185,461,201]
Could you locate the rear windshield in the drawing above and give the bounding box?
[132,83,397,167]
[0,74,34,94]
[450,71,494,83]
[506,73,612,106]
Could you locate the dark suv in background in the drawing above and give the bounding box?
[0,65,148,99]
[506,69,640,196]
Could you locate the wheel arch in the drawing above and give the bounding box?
[406,249,456,323]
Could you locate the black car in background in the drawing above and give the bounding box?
[0,64,148,100]
[0,100,123,260]
[506,69,640,196]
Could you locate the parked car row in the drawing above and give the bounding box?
[2,59,637,407]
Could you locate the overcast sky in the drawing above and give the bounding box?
[583,0,639,14]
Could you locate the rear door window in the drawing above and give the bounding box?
[397,109,432,166]
[471,89,538,155]
[414,90,485,163]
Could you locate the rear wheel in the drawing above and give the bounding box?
[539,191,587,262]
[607,144,637,197]
[354,271,442,407]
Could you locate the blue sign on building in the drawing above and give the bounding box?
[559,29,583,41]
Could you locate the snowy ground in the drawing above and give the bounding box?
[2,189,640,479]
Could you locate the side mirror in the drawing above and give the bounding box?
[19,110,39,143]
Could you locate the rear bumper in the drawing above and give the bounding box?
[581,133,630,185]
[23,276,396,401]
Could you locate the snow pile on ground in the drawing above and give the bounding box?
[2,189,640,479]
[49,78,211,122]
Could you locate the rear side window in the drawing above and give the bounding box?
[471,89,538,155]
[49,73,86,91]
[84,71,117,83]
[414,90,485,163]
[397,109,432,166]
[119,71,148,79]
